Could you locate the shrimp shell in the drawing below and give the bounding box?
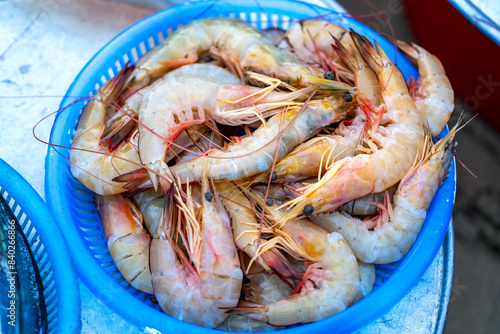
[129,17,330,89]
[150,177,242,327]
[95,194,153,294]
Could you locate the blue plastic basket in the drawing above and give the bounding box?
[0,158,81,333]
[44,0,456,333]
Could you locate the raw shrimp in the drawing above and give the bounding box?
[138,75,311,189]
[215,182,299,279]
[70,73,141,195]
[95,194,153,294]
[128,17,272,87]
[101,64,241,150]
[351,261,376,305]
[310,129,456,263]
[150,175,243,328]
[237,191,360,326]
[398,41,454,137]
[128,17,345,89]
[169,93,355,183]
[279,20,355,82]
[282,34,424,220]
[252,134,358,183]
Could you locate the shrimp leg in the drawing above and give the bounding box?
[138,76,317,191]
[128,17,348,91]
[279,20,356,83]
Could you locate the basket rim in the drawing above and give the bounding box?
[0,158,81,334]
[44,0,456,333]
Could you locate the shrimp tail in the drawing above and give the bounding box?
[113,164,173,198]
[373,41,391,63]
[155,186,177,238]
[146,161,174,196]
[103,63,136,105]
[113,168,152,194]
[100,117,136,152]
[350,30,381,72]
[97,64,137,150]
[395,40,419,64]
[331,36,355,72]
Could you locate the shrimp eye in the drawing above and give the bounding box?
[267,172,278,182]
[342,93,353,102]
[445,141,457,154]
[324,71,334,80]
[303,204,314,216]
[266,198,274,206]
[205,191,214,202]
[202,55,213,62]
[283,36,294,49]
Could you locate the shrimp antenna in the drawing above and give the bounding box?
[455,112,477,133]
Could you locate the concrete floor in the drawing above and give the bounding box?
[336,1,500,332]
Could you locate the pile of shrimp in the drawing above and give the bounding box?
[69,17,457,331]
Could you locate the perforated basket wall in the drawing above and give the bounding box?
[0,159,81,334]
[45,0,456,333]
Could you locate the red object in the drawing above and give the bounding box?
[403,0,500,131]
